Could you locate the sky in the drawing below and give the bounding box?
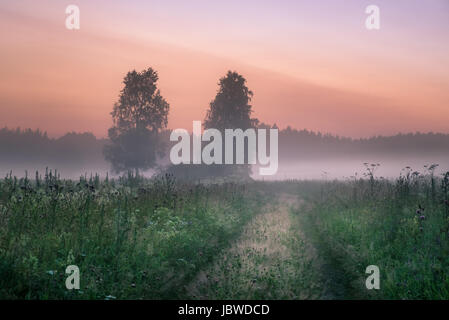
[0,0,448,138]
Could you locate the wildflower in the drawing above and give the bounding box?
[419,215,426,220]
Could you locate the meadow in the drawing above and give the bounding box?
[0,169,270,299]
[0,165,448,299]
[292,164,449,299]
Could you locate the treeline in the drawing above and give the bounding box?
[0,127,107,167]
[1,126,449,170]
[277,126,449,160]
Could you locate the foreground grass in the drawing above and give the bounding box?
[0,170,269,299]
[2,166,449,300]
[187,194,320,299]
[293,166,449,299]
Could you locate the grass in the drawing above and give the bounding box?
[0,169,269,299]
[187,194,319,299]
[294,164,449,299]
[1,165,449,299]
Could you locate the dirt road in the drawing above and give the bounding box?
[187,193,321,299]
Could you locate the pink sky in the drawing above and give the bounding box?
[0,0,448,138]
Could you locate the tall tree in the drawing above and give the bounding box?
[204,71,258,177]
[204,71,257,131]
[104,68,169,174]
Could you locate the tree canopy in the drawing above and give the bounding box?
[204,71,258,130]
[104,68,169,173]
[201,71,258,178]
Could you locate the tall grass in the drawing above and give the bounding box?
[2,165,449,299]
[0,170,269,299]
[296,164,449,299]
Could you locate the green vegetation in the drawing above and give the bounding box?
[0,169,269,299]
[295,164,449,299]
[1,165,449,300]
[187,194,320,299]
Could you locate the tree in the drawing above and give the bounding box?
[203,71,258,177]
[104,68,169,174]
[204,71,258,131]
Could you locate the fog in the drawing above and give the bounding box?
[1,128,449,181]
[2,155,448,182]
[252,156,449,181]
[0,163,111,180]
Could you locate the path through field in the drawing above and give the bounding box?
[186,193,321,299]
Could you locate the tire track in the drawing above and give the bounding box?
[186,193,320,299]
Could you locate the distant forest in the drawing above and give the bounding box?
[276,126,449,160]
[0,128,107,170]
[1,126,449,173]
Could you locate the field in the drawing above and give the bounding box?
[0,166,449,299]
